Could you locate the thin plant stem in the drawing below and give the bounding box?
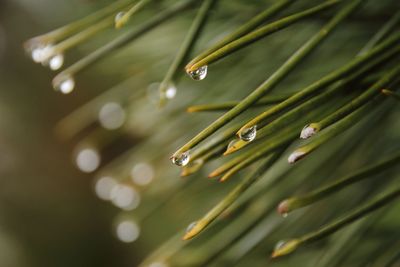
[185,0,342,72]
[53,0,198,90]
[25,0,133,47]
[185,0,294,69]
[271,186,400,258]
[278,151,400,214]
[182,151,282,240]
[238,32,400,136]
[303,64,400,136]
[159,0,217,106]
[357,10,400,56]
[186,93,292,112]
[172,0,360,163]
[381,89,400,101]
[115,0,155,29]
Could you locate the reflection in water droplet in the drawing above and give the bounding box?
[110,184,141,210]
[171,151,190,167]
[95,176,118,200]
[188,65,208,81]
[186,221,197,233]
[76,148,100,173]
[116,220,140,243]
[131,162,154,186]
[98,102,126,130]
[239,126,257,142]
[54,75,75,94]
[49,54,64,70]
[115,12,125,24]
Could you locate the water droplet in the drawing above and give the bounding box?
[54,75,75,94]
[76,148,100,173]
[171,151,190,167]
[188,65,208,81]
[49,54,64,70]
[116,220,140,243]
[186,221,197,233]
[98,102,126,130]
[30,44,54,63]
[288,150,306,164]
[94,176,118,200]
[131,162,154,186]
[164,84,177,99]
[274,240,287,251]
[110,184,141,210]
[115,12,125,24]
[239,126,257,142]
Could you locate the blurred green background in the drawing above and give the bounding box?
[0,1,399,267]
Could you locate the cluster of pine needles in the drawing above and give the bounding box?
[26,0,399,266]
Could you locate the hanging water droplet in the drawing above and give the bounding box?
[188,65,208,81]
[49,54,64,70]
[115,220,140,243]
[186,221,197,233]
[239,126,257,142]
[274,240,287,251]
[31,44,54,64]
[288,150,306,164]
[110,184,141,210]
[94,176,118,201]
[115,12,125,24]
[171,151,190,167]
[54,75,75,94]
[164,83,177,99]
[98,102,126,130]
[75,148,100,173]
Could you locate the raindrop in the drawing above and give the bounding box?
[116,220,140,243]
[300,124,317,139]
[274,240,287,251]
[115,12,125,24]
[147,82,177,105]
[98,102,126,130]
[188,65,208,81]
[288,150,306,164]
[131,162,154,186]
[239,126,257,142]
[185,221,197,233]
[94,176,118,200]
[49,54,64,70]
[54,75,75,94]
[30,44,54,63]
[76,148,100,173]
[110,184,141,210]
[171,151,190,167]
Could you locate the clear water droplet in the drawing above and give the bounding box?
[239,126,257,142]
[131,162,154,186]
[188,65,208,81]
[171,151,190,167]
[147,82,177,106]
[54,75,75,94]
[116,220,140,243]
[274,240,287,251]
[186,221,197,233]
[164,84,177,99]
[49,54,64,70]
[31,44,54,63]
[76,148,100,173]
[94,176,118,201]
[98,102,126,130]
[110,184,141,210]
[115,12,125,24]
